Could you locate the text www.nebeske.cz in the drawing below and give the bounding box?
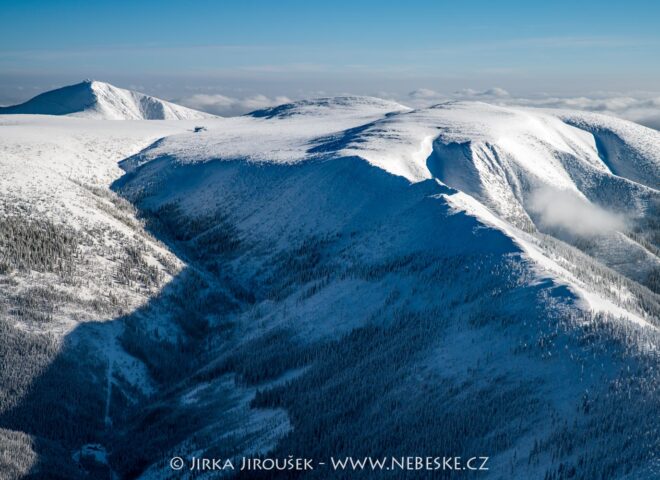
[175,456,489,472]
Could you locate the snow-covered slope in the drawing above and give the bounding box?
[123,96,408,171]
[131,99,660,306]
[0,80,214,120]
[1,95,658,479]
[557,109,660,189]
[0,111,289,479]
[0,113,206,333]
[111,97,659,479]
[311,101,660,293]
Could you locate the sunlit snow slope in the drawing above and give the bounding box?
[0,90,658,480]
[130,99,660,324]
[111,97,659,479]
[0,80,214,120]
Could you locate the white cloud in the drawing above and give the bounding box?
[529,186,626,237]
[408,88,441,99]
[178,93,292,116]
[453,87,510,98]
[404,87,660,130]
[481,87,510,97]
[179,87,660,129]
[504,94,660,130]
[406,86,511,107]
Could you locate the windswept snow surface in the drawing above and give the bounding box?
[112,97,659,479]
[1,93,659,479]
[128,99,659,329]
[129,96,409,168]
[557,109,660,189]
[0,115,197,415]
[0,80,214,120]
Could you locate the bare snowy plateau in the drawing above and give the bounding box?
[0,81,658,479]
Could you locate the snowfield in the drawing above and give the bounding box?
[0,82,658,479]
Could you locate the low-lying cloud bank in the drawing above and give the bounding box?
[177,87,659,130]
[406,88,660,130]
[178,93,292,117]
[518,95,660,130]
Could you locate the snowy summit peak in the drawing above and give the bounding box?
[0,80,214,120]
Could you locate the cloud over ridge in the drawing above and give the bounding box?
[178,93,292,116]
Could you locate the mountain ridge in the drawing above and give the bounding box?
[0,91,657,479]
[0,80,214,120]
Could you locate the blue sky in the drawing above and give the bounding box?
[1,0,660,110]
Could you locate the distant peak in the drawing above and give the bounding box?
[0,80,215,120]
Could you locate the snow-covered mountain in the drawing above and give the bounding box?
[0,92,658,479]
[0,80,214,120]
[130,98,660,306]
